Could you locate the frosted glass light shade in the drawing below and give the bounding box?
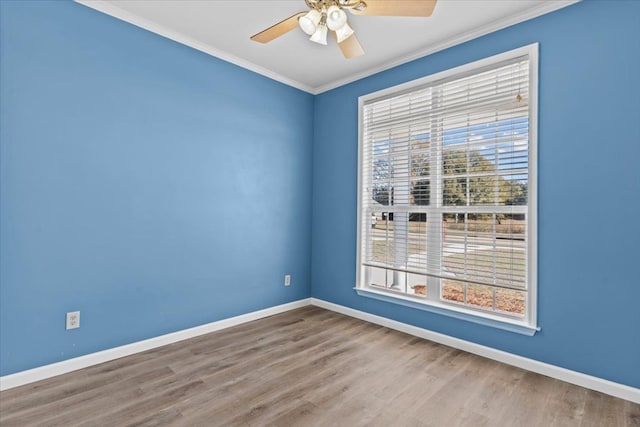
[326,5,347,31]
[309,24,328,45]
[335,22,354,43]
[299,9,322,35]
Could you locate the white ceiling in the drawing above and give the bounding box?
[77,0,578,94]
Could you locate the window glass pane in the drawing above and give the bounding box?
[467,283,495,310]
[407,213,427,272]
[495,288,525,316]
[443,213,526,289]
[443,178,467,206]
[410,178,430,206]
[393,179,411,207]
[441,116,529,207]
[442,279,526,317]
[408,276,427,297]
[410,137,430,208]
[443,149,467,175]
[366,212,428,297]
[469,175,497,206]
[372,183,392,206]
[501,176,528,206]
[365,265,393,290]
[411,153,430,176]
[371,139,390,156]
[372,157,391,182]
[442,278,465,304]
[368,212,391,264]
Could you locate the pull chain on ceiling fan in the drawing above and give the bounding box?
[250,0,437,59]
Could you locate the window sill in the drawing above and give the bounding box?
[354,287,539,336]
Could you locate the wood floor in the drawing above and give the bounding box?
[1,306,638,427]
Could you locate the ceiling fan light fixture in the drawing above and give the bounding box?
[250,0,440,59]
[309,23,328,45]
[299,9,322,35]
[335,22,354,43]
[326,5,347,31]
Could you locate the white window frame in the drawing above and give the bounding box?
[355,44,538,335]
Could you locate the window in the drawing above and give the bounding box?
[357,45,538,333]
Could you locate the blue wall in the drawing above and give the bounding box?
[2,0,639,390]
[311,0,640,388]
[0,1,313,375]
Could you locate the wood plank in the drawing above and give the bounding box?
[1,307,636,426]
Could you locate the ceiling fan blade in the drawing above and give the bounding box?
[250,12,306,43]
[337,34,364,59]
[350,0,437,17]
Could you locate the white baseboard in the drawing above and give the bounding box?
[0,298,311,391]
[3,296,638,404]
[310,298,640,404]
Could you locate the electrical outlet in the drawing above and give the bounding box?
[284,274,291,286]
[66,311,80,330]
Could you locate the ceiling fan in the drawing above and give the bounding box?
[250,0,438,59]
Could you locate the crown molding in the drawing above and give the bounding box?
[75,0,316,94]
[312,0,580,93]
[76,0,579,95]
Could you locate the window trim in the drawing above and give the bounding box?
[356,43,539,334]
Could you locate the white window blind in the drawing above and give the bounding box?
[358,46,537,327]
